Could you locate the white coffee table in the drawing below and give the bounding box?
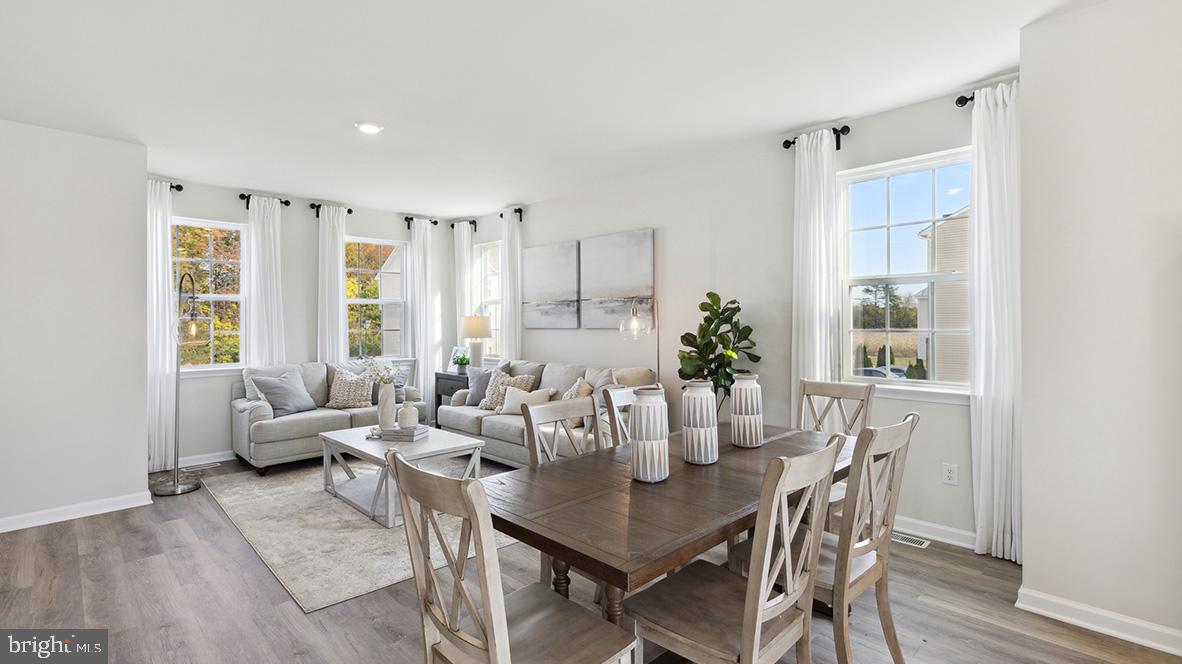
[320,426,484,528]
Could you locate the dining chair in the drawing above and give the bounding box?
[797,380,876,529]
[601,386,635,449]
[622,437,842,664]
[388,451,638,664]
[727,413,920,664]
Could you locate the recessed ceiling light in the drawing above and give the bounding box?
[355,121,384,135]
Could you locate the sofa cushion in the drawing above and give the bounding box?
[501,387,556,416]
[479,370,538,411]
[325,369,374,409]
[464,364,506,406]
[506,360,546,382]
[250,407,351,444]
[437,405,494,435]
[539,362,587,394]
[329,359,413,403]
[251,371,318,417]
[584,366,615,388]
[244,362,329,406]
[480,414,527,446]
[344,406,378,428]
[613,367,657,387]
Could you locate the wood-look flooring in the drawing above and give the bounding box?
[0,457,1175,664]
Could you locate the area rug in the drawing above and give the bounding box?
[203,456,514,612]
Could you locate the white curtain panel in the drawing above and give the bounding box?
[316,204,349,363]
[789,129,841,421]
[408,218,435,408]
[499,209,523,360]
[969,81,1023,563]
[453,221,473,342]
[245,196,286,366]
[146,179,176,472]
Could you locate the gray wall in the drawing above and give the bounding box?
[0,119,149,521]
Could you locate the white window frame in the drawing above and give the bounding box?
[345,235,409,359]
[838,147,971,395]
[172,216,249,373]
[473,240,502,363]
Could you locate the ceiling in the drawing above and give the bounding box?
[0,1,1067,217]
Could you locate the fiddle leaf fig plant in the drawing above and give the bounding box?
[677,292,760,405]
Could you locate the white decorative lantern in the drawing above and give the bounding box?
[730,374,764,448]
[630,387,670,483]
[682,380,719,464]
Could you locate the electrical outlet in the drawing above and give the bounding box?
[941,463,959,486]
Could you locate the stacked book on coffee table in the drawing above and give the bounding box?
[370,425,430,443]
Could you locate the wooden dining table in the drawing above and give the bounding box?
[479,424,853,625]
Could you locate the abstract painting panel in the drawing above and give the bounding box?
[522,240,579,328]
[579,228,654,329]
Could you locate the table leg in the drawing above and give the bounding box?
[463,449,482,479]
[602,585,625,626]
[322,443,332,493]
[551,559,571,598]
[332,450,356,479]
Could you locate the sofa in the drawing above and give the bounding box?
[230,359,427,474]
[436,359,656,468]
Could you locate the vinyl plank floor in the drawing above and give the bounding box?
[0,457,1175,664]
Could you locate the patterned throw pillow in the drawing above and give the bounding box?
[325,369,374,409]
[479,369,537,412]
[560,376,595,428]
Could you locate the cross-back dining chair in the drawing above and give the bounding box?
[797,380,876,527]
[601,386,635,449]
[387,451,638,664]
[622,437,842,664]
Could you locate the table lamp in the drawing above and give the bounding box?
[462,315,492,368]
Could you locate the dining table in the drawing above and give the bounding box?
[479,424,854,625]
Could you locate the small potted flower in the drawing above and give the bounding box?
[454,353,471,375]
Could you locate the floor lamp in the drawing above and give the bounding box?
[153,272,205,497]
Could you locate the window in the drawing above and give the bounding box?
[346,238,407,358]
[840,148,971,387]
[171,218,245,368]
[473,241,502,359]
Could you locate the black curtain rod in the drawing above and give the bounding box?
[239,193,291,209]
[450,219,477,230]
[955,93,975,107]
[404,216,440,230]
[782,125,851,151]
[498,207,524,222]
[309,203,354,218]
[169,183,183,192]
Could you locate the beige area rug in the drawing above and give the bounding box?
[203,456,514,613]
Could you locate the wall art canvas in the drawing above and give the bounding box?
[522,240,580,328]
[579,228,654,329]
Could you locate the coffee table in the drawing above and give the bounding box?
[320,426,484,528]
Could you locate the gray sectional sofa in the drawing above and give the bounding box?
[436,359,656,468]
[230,359,427,474]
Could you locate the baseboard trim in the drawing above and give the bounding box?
[179,450,236,467]
[893,515,976,549]
[0,491,153,534]
[1016,586,1182,656]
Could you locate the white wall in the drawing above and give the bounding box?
[1020,0,1182,647]
[0,119,149,524]
[170,182,454,461]
[488,94,976,537]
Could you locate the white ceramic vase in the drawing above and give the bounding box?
[682,380,719,464]
[630,387,670,483]
[377,384,399,430]
[398,399,419,430]
[730,373,764,448]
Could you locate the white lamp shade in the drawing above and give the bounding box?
[462,315,492,339]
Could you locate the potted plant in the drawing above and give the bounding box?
[677,292,760,412]
[454,354,471,375]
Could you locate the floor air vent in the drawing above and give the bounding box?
[891,532,931,549]
[182,462,222,471]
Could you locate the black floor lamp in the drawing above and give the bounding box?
[152,272,206,497]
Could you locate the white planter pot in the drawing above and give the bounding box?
[682,380,718,464]
[730,374,764,448]
[377,384,399,430]
[630,387,669,483]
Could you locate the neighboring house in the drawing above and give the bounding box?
[917,205,969,383]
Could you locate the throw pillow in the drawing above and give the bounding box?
[479,370,537,411]
[325,369,374,409]
[464,367,495,406]
[612,367,657,388]
[500,386,556,416]
[560,376,595,428]
[252,370,317,418]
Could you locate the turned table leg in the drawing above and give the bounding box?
[603,585,625,626]
[551,559,571,598]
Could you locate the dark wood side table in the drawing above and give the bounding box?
[434,371,469,427]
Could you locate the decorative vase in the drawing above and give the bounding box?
[730,373,764,448]
[398,400,419,430]
[377,384,399,430]
[630,387,670,483]
[682,380,719,464]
